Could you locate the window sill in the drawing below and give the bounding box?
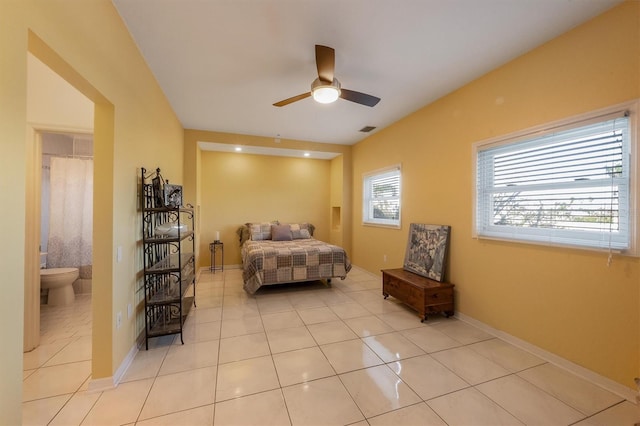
[363,222,401,229]
[473,233,639,257]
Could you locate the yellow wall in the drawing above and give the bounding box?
[198,151,332,268]
[1,1,184,421]
[27,53,94,129]
[352,2,639,389]
[184,129,354,269]
[329,155,344,247]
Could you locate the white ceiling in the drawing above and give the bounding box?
[112,0,620,146]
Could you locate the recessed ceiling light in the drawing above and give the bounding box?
[303,152,310,157]
[234,147,242,152]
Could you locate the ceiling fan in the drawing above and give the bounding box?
[273,45,381,108]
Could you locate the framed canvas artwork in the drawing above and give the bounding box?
[403,223,451,282]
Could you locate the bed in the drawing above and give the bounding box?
[238,222,351,294]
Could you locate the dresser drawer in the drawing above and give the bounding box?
[424,288,453,306]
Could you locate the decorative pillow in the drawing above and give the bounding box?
[290,223,313,239]
[271,224,293,241]
[248,221,277,241]
[236,225,251,245]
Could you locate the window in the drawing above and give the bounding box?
[363,165,401,227]
[474,104,637,252]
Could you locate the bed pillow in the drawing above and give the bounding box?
[271,224,293,241]
[236,225,251,245]
[290,223,312,239]
[248,222,277,241]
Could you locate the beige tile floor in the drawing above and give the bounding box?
[22,267,640,425]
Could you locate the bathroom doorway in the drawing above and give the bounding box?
[23,130,95,370]
[23,34,117,404]
[24,50,95,360]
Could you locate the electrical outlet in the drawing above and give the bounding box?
[127,303,133,319]
[116,311,122,329]
[383,254,387,263]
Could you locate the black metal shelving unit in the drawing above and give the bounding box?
[140,167,195,350]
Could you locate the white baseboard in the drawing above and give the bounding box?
[86,343,138,393]
[455,312,637,403]
[86,376,115,393]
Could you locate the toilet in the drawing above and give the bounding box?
[40,268,79,306]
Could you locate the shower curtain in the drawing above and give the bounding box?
[47,157,93,278]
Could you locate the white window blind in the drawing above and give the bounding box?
[363,166,401,227]
[476,113,631,250]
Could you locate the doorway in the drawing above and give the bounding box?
[24,26,121,397]
[24,47,95,342]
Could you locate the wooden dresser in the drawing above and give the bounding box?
[381,268,454,322]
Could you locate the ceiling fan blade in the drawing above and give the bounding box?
[273,92,311,107]
[315,45,335,83]
[340,88,381,107]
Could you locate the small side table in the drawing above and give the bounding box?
[209,241,224,273]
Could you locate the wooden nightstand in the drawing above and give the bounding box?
[381,268,454,322]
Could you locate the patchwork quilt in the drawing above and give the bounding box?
[241,238,351,294]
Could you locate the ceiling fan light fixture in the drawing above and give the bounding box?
[313,86,340,103]
[311,78,341,104]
